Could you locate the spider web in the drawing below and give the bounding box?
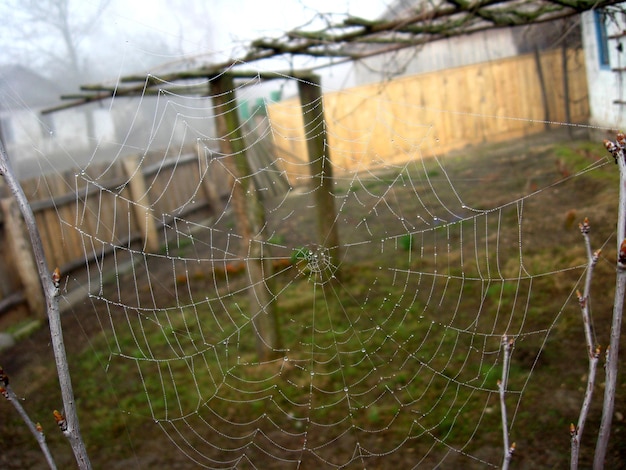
[8,60,619,468]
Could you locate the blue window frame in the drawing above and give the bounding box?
[595,9,611,69]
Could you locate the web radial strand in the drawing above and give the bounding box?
[11,52,619,469]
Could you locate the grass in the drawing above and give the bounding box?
[3,132,625,468]
[399,233,414,251]
[70,249,520,463]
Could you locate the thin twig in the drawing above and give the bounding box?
[570,218,600,470]
[0,368,57,469]
[594,135,626,468]
[594,255,626,469]
[499,334,515,470]
[0,141,92,469]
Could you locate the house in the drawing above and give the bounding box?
[0,65,108,178]
[342,0,581,89]
[581,4,626,134]
[0,65,64,167]
[0,65,215,180]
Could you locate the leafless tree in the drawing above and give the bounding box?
[0,0,111,85]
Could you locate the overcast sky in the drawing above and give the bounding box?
[0,0,389,89]
[118,0,387,50]
[0,0,392,178]
[95,0,389,76]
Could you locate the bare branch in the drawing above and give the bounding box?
[594,134,626,468]
[43,0,622,114]
[0,367,57,469]
[0,140,92,469]
[499,334,515,470]
[570,218,601,470]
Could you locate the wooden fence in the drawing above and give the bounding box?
[0,123,293,324]
[0,145,228,322]
[268,47,589,181]
[0,47,589,324]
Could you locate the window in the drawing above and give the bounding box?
[595,9,611,69]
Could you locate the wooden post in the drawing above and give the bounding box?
[121,156,159,252]
[533,47,551,131]
[210,73,281,361]
[0,197,45,319]
[297,74,341,270]
[561,44,573,138]
[196,140,223,214]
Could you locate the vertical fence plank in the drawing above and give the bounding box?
[121,155,159,252]
[0,197,45,319]
[196,141,222,214]
[53,172,83,262]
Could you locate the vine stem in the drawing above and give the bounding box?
[594,135,626,468]
[0,141,92,469]
[570,218,600,470]
[1,375,57,469]
[499,334,515,470]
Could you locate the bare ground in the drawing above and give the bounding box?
[1,129,626,469]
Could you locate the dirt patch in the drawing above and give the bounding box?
[1,129,625,469]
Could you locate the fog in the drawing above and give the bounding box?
[0,0,389,178]
[1,0,386,86]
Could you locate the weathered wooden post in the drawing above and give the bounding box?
[0,196,45,319]
[121,155,159,252]
[210,73,281,361]
[196,141,223,214]
[533,48,551,131]
[297,74,341,270]
[561,44,573,138]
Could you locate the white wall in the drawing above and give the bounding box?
[582,6,626,131]
[2,93,218,179]
[347,29,519,88]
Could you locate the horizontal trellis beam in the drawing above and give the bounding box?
[42,0,621,114]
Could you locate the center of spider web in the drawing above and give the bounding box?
[292,244,337,284]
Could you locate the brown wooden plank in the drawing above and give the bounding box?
[268,49,589,171]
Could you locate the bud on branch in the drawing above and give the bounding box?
[579,217,590,234]
[53,410,68,433]
[619,240,626,267]
[51,267,61,289]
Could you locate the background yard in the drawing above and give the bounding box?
[2,129,625,469]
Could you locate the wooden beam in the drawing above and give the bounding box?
[297,74,341,274]
[41,0,621,115]
[210,74,281,361]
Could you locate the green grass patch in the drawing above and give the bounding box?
[11,133,622,467]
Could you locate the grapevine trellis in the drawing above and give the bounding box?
[46,0,620,112]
